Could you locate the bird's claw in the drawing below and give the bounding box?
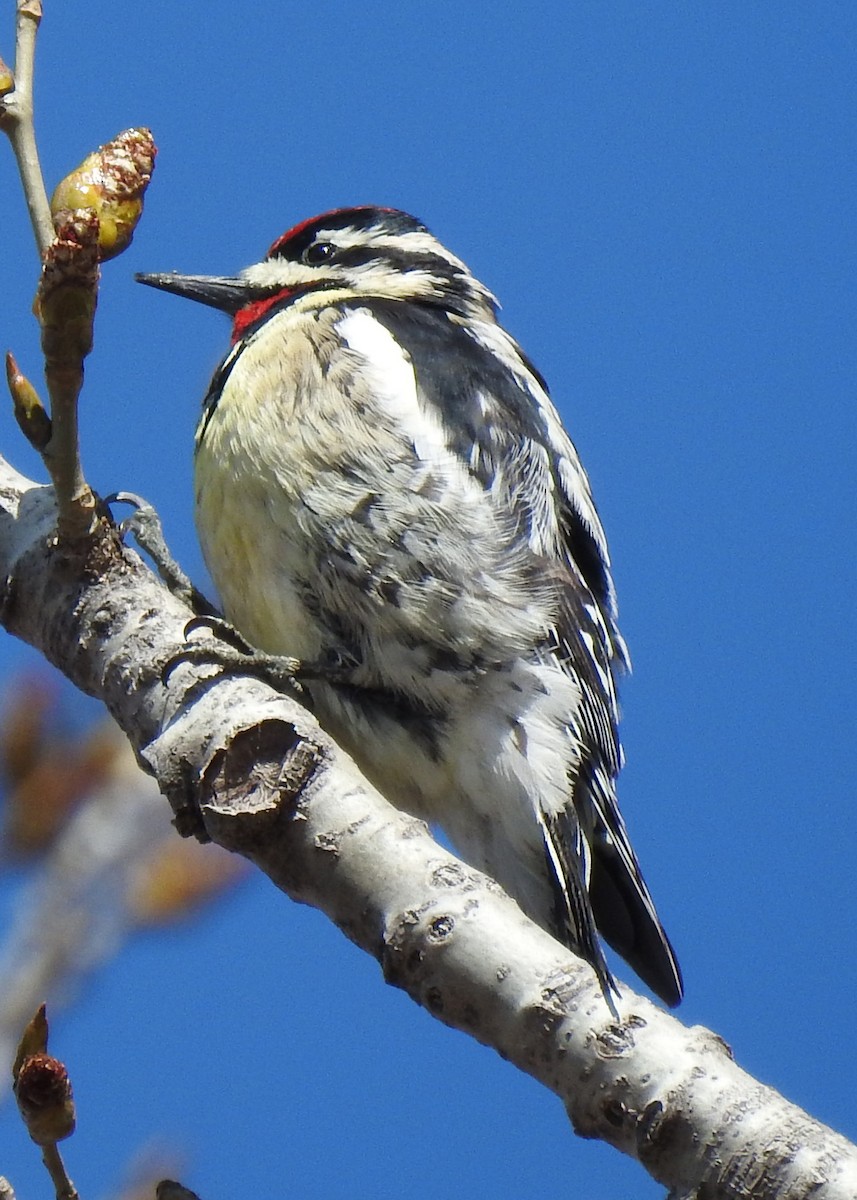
[161,614,303,697]
[105,491,218,617]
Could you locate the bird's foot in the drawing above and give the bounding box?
[106,491,219,617]
[163,614,304,697]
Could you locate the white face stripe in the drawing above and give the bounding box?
[240,258,335,288]
[316,225,461,255]
[239,256,494,311]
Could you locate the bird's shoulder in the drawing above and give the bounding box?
[346,299,627,663]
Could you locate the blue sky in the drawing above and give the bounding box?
[1,3,856,1196]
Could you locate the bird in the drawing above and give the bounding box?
[136,205,683,1008]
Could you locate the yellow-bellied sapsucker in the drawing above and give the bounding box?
[137,206,683,1007]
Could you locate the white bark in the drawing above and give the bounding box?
[1,454,854,1200]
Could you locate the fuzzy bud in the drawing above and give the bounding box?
[36,211,100,367]
[0,56,13,98]
[6,352,52,451]
[51,128,157,260]
[156,1183,202,1200]
[13,1053,76,1145]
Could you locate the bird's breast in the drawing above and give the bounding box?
[194,305,376,659]
[194,300,554,683]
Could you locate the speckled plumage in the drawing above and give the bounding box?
[138,207,683,1007]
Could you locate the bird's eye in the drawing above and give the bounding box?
[303,241,334,266]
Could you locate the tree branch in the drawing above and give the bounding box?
[0,456,854,1199]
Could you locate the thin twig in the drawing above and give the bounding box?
[0,2,53,255]
[41,359,96,542]
[0,1,96,540]
[36,212,100,540]
[41,1144,79,1200]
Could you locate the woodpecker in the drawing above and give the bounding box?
[137,206,683,1008]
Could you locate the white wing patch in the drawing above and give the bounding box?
[336,308,450,465]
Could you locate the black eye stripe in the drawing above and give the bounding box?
[271,233,465,289]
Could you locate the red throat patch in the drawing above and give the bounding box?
[231,289,297,343]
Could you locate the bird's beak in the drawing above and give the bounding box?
[135,272,250,315]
